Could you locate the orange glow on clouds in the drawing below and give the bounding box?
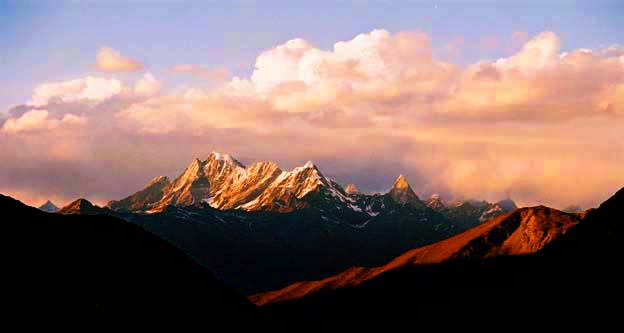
[1,30,623,209]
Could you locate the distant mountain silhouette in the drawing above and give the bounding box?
[37,200,58,212]
[58,198,110,215]
[2,194,255,320]
[255,187,624,323]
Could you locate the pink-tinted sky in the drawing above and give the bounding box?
[1,2,623,209]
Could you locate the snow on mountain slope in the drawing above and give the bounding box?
[209,161,283,209]
[149,152,245,212]
[238,161,353,213]
[108,152,477,225]
[111,153,369,215]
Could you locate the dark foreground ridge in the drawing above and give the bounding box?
[2,194,255,322]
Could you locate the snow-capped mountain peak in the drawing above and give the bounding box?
[111,154,434,215]
[112,153,346,213]
[208,151,245,169]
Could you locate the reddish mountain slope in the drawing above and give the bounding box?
[58,198,109,215]
[107,175,170,212]
[251,205,581,305]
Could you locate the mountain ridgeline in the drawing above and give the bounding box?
[106,152,515,227]
[251,205,582,306]
[253,188,624,323]
[7,148,622,323]
[61,152,518,294]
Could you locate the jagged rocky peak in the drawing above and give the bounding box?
[207,151,245,169]
[246,161,281,178]
[280,161,326,190]
[426,194,447,211]
[291,160,321,174]
[344,183,360,195]
[387,175,426,208]
[38,200,59,213]
[182,158,203,176]
[208,160,283,210]
[238,160,351,213]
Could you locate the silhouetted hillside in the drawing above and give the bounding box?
[2,194,255,321]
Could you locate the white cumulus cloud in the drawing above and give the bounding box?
[134,72,162,97]
[2,110,87,133]
[28,77,123,107]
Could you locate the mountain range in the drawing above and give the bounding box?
[6,185,622,324]
[3,154,622,323]
[253,187,624,323]
[57,152,518,294]
[106,152,515,226]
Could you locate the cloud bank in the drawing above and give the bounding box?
[171,64,230,81]
[2,30,624,209]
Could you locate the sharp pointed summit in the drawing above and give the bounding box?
[387,175,426,208]
[38,200,59,213]
[393,175,410,189]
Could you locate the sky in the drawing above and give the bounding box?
[1,0,623,209]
